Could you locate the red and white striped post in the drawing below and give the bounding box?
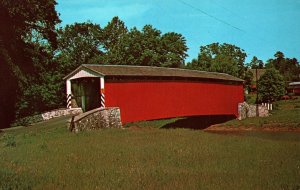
[100,77,105,108]
[66,79,72,109]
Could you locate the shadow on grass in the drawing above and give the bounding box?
[161,115,236,130]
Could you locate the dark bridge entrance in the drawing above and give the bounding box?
[71,78,100,112]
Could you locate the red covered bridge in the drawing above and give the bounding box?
[64,64,244,123]
[289,82,300,95]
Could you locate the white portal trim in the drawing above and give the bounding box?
[100,77,105,90]
[289,81,300,86]
[68,68,103,80]
[66,80,71,94]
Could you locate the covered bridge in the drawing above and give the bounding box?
[64,64,244,123]
[289,82,300,95]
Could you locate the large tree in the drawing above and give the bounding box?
[160,32,188,67]
[265,51,300,82]
[101,16,128,65]
[247,56,264,69]
[111,24,188,67]
[186,43,247,78]
[102,16,128,51]
[55,17,188,69]
[257,69,285,103]
[0,0,60,128]
[56,22,104,74]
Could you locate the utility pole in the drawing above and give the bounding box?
[256,68,259,116]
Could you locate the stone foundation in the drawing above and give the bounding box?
[41,108,83,120]
[238,102,269,120]
[68,107,122,132]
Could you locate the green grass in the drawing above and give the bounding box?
[124,117,180,128]
[224,98,300,128]
[1,116,300,189]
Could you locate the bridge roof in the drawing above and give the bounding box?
[64,64,244,83]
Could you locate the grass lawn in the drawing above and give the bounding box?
[222,97,300,129]
[1,115,300,189]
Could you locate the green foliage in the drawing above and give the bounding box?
[56,22,104,74]
[104,21,188,67]
[265,51,300,81]
[247,56,264,69]
[186,43,247,78]
[11,114,43,127]
[160,32,188,67]
[56,17,188,69]
[244,69,254,90]
[257,69,285,103]
[102,16,128,53]
[0,0,60,128]
[245,93,256,104]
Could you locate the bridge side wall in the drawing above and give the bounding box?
[105,80,244,123]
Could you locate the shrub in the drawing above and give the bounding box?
[257,69,285,103]
[11,114,43,127]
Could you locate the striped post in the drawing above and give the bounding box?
[66,79,72,109]
[100,89,105,108]
[100,77,105,108]
[67,94,72,109]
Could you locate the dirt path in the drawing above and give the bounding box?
[205,123,300,132]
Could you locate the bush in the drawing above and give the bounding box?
[245,94,256,104]
[11,114,43,127]
[258,69,285,103]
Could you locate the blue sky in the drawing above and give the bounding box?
[56,0,300,63]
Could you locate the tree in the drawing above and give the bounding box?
[257,69,285,103]
[56,17,188,69]
[160,32,188,67]
[187,43,247,78]
[15,40,66,118]
[56,22,104,74]
[247,56,264,69]
[106,22,188,67]
[102,16,128,65]
[0,0,60,128]
[244,70,254,91]
[102,16,128,52]
[265,51,300,81]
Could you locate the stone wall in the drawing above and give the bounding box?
[12,108,83,127]
[238,102,269,120]
[41,108,83,120]
[68,107,122,132]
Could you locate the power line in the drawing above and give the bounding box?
[209,0,274,46]
[177,0,244,32]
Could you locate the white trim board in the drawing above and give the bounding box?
[68,68,103,80]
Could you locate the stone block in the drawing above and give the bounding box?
[238,102,269,120]
[69,107,122,132]
[42,108,83,120]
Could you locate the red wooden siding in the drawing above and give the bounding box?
[293,87,300,95]
[105,80,244,123]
